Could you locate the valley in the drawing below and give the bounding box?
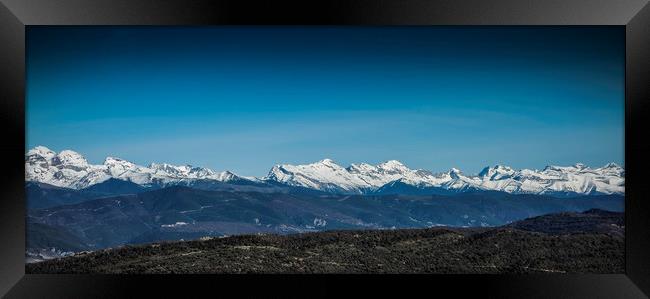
[26,182,624,262]
[26,209,624,274]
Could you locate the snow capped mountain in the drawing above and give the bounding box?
[26,147,109,189]
[149,163,219,179]
[266,159,372,193]
[25,146,625,197]
[264,160,625,197]
[265,159,450,194]
[25,146,244,189]
[478,165,515,180]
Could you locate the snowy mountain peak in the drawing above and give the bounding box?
[26,146,56,168]
[602,162,621,168]
[217,170,239,182]
[188,166,217,178]
[262,167,287,186]
[377,160,408,172]
[102,157,151,184]
[27,146,56,159]
[316,158,340,167]
[149,162,178,170]
[574,163,587,169]
[495,164,513,171]
[595,162,625,177]
[543,165,568,172]
[544,163,587,172]
[103,157,140,172]
[51,150,88,167]
[478,164,515,180]
[449,168,462,179]
[104,156,129,165]
[347,163,376,173]
[150,163,194,177]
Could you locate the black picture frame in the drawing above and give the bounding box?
[1,0,649,298]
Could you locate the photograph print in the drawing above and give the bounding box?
[25,26,624,274]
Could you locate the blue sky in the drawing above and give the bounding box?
[27,26,624,176]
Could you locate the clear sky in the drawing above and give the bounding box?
[27,26,624,177]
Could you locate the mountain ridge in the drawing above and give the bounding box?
[26,146,625,197]
[26,209,624,273]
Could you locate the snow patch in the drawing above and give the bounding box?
[313,218,327,227]
[161,222,189,228]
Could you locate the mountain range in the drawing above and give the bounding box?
[25,146,625,262]
[26,183,623,257]
[26,146,625,197]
